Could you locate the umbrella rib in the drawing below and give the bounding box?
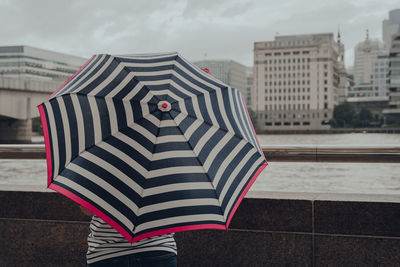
[177,109,260,154]
[133,111,166,233]
[170,114,224,218]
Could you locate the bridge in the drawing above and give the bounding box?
[0,76,63,143]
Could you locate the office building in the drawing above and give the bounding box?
[383,31,400,124]
[0,45,87,81]
[193,60,248,105]
[382,9,400,50]
[350,32,388,98]
[245,66,253,108]
[253,33,344,130]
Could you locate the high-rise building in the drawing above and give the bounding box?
[382,9,400,50]
[350,32,388,98]
[0,45,87,81]
[193,60,248,105]
[383,31,400,124]
[352,34,386,84]
[253,33,343,130]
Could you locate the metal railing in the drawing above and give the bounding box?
[1,144,400,163]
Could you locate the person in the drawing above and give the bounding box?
[80,206,177,267]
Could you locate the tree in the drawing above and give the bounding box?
[359,108,373,127]
[332,103,357,128]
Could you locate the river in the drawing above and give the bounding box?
[0,133,399,195]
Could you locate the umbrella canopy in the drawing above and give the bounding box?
[38,52,267,243]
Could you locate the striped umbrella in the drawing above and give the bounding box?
[38,52,268,243]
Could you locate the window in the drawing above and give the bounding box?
[274,52,281,56]
[302,51,309,54]
[265,53,272,56]
[324,103,328,109]
[274,122,281,126]
[284,52,291,56]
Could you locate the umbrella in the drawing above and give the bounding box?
[38,52,268,243]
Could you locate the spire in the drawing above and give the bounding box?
[337,24,341,43]
[363,29,371,53]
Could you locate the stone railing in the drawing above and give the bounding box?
[0,186,399,266]
[1,144,400,163]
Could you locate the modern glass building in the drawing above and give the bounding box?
[383,31,400,124]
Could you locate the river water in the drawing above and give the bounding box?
[0,134,399,194]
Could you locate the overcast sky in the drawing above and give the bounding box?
[0,0,399,68]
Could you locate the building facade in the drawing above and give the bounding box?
[0,45,87,81]
[383,31,400,124]
[253,33,343,131]
[193,60,249,105]
[382,9,400,51]
[245,66,253,108]
[350,34,389,98]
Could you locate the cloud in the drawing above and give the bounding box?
[0,0,399,67]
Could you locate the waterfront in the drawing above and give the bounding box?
[1,133,399,195]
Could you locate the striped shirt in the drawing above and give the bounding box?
[87,215,177,264]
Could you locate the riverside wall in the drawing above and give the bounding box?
[0,187,399,267]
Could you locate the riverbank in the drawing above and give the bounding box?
[257,127,400,134]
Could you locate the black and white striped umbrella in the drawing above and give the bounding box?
[38,52,267,242]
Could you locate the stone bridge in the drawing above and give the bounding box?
[0,76,62,143]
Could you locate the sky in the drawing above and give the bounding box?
[0,0,399,68]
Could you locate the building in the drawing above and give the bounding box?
[382,9,400,51]
[193,60,248,105]
[383,31,400,124]
[253,33,343,131]
[347,96,389,123]
[245,67,253,108]
[0,45,87,81]
[352,33,387,85]
[350,32,389,98]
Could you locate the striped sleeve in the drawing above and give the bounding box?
[87,215,177,264]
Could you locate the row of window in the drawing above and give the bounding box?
[0,69,69,79]
[263,112,329,120]
[265,80,329,86]
[264,57,311,64]
[265,120,330,126]
[265,80,313,86]
[264,103,329,111]
[265,95,314,101]
[266,88,312,93]
[265,65,310,71]
[264,87,329,93]
[265,121,311,126]
[265,51,310,57]
[265,72,311,78]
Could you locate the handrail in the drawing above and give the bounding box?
[0,144,400,163]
